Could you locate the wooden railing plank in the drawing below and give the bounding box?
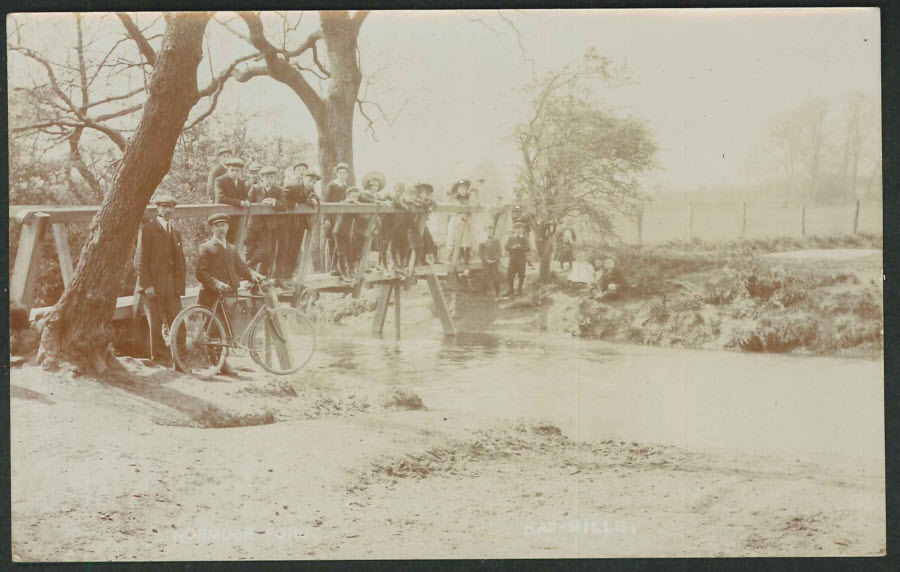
[10,202,479,224]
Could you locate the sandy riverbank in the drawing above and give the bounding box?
[10,286,885,559]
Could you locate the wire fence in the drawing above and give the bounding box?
[609,199,882,244]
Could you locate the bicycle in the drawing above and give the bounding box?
[168,277,316,379]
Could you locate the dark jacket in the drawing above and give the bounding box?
[214,174,249,207]
[247,183,287,231]
[479,237,501,264]
[324,181,347,204]
[206,163,227,201]
[195,238,252,307]
[505,235,530,264]
[598,266,627,292]
[284,183,319,209]
[134,218,187,296]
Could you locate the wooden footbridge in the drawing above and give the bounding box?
[10,202,486,340]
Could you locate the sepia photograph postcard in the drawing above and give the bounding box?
[6,7,885,561]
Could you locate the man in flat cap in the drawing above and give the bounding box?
[278,167,321,287]
[214,157,251,243]
[134,193,186,366]
[207,147,232,202]
[196,212,265,376]
[503,221,531,298]
[292,161,308,183]
[246,163,261,188]
[245,166,287,276]
[323,162,351,274]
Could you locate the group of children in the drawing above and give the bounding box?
[327,172,439,283]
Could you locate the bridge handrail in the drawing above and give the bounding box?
[10,202,484,224]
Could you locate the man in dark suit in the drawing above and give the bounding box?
[206,147,232,202]
[278,167,321,288]
[196,213,265,376]
[134,193,187,365]
[214,157,251,243]
[245,166,287,275]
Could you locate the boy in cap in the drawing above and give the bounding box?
[196,213,265,376]
[324,162,351,274]
[134,193,186,366]
[245,166,287,276]
[214,157,251,243]
[291,161,308,186]
[278,166,321,287]
[478,224,502,298]
[206,147,232,202]
[247,163,261,187]
[504,221,530,297]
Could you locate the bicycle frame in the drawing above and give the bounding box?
[206,281,281,350]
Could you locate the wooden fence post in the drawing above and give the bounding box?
[51,223,75,287]
[853,200,861,234]
[688,202,694,241]
[11,212,51,309]
[636,201,644,245]
[801,203,806,236]
[741,202,747,238]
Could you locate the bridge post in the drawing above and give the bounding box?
[393,282,402,339]
[11,212,51,309]
[426,269,456,336]
[353,213,379,298]
[51,223,75,287]
[371,281,394,334]
[293,211,322,305]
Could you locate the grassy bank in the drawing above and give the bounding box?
[535,234,883,356]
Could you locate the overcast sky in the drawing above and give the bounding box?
[9,8,881,197]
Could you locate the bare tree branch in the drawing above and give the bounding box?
[84,86,144,109]
[116,13,157,66]
[236,11,325,121]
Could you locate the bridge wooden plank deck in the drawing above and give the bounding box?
[27,261,485,323]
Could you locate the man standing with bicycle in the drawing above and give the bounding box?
[196,213,265,376]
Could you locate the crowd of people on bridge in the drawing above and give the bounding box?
[133,147,624,370]
[134,148,552,372]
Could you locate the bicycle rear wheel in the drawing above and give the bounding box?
[170,305,228,379]
[247,307,316,375]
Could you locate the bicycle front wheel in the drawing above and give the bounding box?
[170,305,228,379]
[247,307,316,375]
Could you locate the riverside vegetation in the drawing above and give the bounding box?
[533,234,883,356]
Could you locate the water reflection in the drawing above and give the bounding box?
[309,325,882,460]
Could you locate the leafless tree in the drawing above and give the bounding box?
[515,51,658,281]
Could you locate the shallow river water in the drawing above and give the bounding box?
[314,326,884,464]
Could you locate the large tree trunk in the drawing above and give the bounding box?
[316,12,363,184]
[535,223,556,283]
[38,13,211,375]
[317,100,356,186]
